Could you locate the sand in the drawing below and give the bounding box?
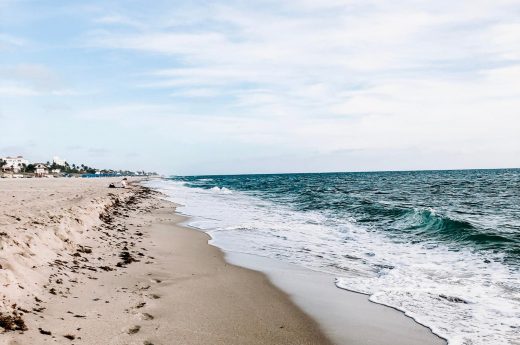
[0,178,332,345]
[0,177,445,345]
[225,253,447,345]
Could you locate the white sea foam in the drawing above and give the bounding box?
[210,186,233,194]
[146,179,520,345]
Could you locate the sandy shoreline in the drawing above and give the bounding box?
[0,179,331,344]
[0,178,445,345]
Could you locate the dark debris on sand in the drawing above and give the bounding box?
[38,327,52,335]
[0,311,28,332]
[4,185,157,335]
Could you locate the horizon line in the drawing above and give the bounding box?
[168,166,520,177]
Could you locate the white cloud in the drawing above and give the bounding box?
[3,0,520,172]
[83,1,520,167]
[169,88,220,98]
[93,14,145,29]
[0,33,25,50]
[0,64,83,97]
[74,103,181,121]
[482,22,520,60]
[0,84,40,96]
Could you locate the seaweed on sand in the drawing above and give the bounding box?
[0,311,28,331]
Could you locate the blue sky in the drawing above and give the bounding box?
[1,0,519,174]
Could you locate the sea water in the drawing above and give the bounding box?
[146,169,520,345]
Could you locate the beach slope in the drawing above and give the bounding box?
[0,179,331,344]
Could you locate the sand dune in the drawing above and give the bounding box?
[0,178,135,334]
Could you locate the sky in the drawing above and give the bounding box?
[1,0,519,175]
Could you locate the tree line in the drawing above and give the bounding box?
[0,159,156,176]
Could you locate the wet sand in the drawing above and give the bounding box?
[224,252,447,345]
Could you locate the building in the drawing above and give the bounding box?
[1,156,29,173]
[34,163,49,177]
[53,156,67,166]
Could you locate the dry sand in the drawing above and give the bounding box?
[0,178,332,345]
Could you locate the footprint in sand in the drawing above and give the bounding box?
[139,312,154,320]
[127,325,141,334]
[135,302,146,309]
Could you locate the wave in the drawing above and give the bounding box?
[397,208,516,250]
[210,186,233,194]
[148,171,520,345]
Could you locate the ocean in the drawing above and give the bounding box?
[146,169,519,345]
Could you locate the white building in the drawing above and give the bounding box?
[53,156,67,166]
[34,163,49,177]
[1,156,29,173]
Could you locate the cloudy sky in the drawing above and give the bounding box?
[1,0,519,174]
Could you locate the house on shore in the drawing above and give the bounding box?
[34,163,49,177]
[1,156,29,173]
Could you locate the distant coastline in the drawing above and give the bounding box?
[0,154,157,178]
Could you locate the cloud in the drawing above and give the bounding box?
[74,103,181,121]
[87,147,110,155]
[0,84,41,96]
[80,1,520,169]
[169,88,221,98]
[0,64,83,97]
[0,33,26,50]
[93,14,145,29]
[2,0,520,173]
[88,1,520,97]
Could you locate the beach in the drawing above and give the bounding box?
[0,178,445,345]
[0,178,332,344]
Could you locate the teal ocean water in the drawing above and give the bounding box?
[148,169,519,345]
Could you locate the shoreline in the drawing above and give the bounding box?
[176,218,447,345]
[0,178,446,344]
[1,179,333,344]
[222,251,447,345]
[147,178,446,345]
[147,176,478,345]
